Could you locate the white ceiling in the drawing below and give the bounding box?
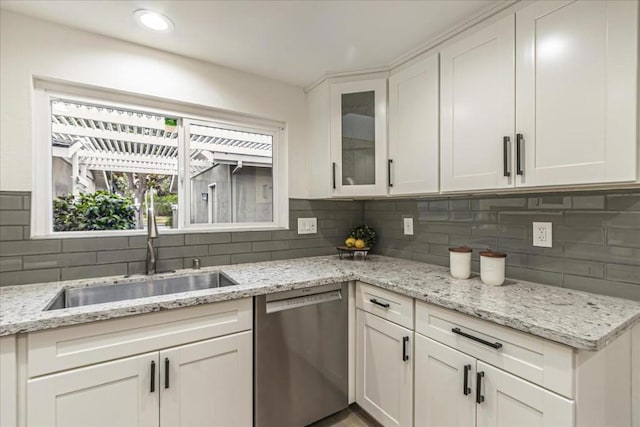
[0,0,501,87]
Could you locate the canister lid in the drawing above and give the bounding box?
[479,249,507,258]
[449,245,472,253]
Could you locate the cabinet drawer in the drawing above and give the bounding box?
[356,282,413,329]
[28,298,252,377]
[415,301,574,398]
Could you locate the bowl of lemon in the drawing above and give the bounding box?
[337,225,376,260]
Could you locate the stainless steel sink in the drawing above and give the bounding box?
[45,272,238,311]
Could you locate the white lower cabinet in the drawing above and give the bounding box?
[160,331,252,427]
[477,361,573,427]
[24,299,253,427]
[414,335,476,427]
[27,332,252,427]
[28,352,159,427]
[356,309,413,427]
[415,335,574,427]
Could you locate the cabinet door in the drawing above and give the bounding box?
[516,0,638,187]
[307,80,332,198]
[440,15,515,192]
[356,309,412,427]
[388,54,439,195]
[330,78,388,197]
[159,331,252,427]
[476,361,574,427]
[27,352,159,427]
[414,334,476,427]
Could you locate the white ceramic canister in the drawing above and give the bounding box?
[449,246,472,279]
[479,250,507,286]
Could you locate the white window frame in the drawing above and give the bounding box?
[31,81,288,238]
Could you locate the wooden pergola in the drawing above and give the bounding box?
[50,99,273,194]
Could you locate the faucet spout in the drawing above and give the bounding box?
[146,238,157,275]
[145,190,160,275]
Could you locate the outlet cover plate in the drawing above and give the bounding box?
[403,217,414,235]
[533,222,552,247]
[297,218,317,235]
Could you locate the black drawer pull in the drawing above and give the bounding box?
[150,360,156,393]
[402,336,409,361]
[388,159,393,187]
[476,371,485,404]
[164,357,170,389]
[370,298,390,309]
[516,133,524,175]
[452,328,502,350]
[463,364,471,396]
[503,136,511,177]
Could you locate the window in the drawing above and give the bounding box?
[32,84,287,237]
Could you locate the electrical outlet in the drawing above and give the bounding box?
[308,217,317,233]
[533,222,552,247]
[403,217,414,235]
[297,218,317,235]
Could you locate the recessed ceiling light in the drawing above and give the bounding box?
[134,10,174,33]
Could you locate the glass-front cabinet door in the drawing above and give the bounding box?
[330,78,387,197]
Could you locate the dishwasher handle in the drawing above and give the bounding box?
[266,290,342,313]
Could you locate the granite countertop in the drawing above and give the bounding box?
[1,255,639,351]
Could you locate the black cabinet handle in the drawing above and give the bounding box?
[388,159,393,187]
[370,298,390,309]
[332,162,336,189]
[164,357,170,389]
[516,133,524,175]
[402,336,409,361]
[463,364,472,396]
[452,328,502,350]
[476,371,485,404]
[503,136,511,177]
[150,360,156,393]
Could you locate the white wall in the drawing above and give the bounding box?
[0,10,308,197]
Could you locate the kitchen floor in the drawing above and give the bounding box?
[309,405,381,427]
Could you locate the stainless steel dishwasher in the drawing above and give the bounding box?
[254,282,348,427]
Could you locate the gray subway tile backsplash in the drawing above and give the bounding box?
[61,263,128,281]
[22,252,97,270]
[1,190,639,301]
[0,210,30,225]
[0,195,23,210]
[607,228,640,247]
[0,226,24,241]
[63,236,129,253]
[0,194,363,286]
[365,189,640,300]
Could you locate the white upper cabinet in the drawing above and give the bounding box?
[388,53,440,195]
[440,1,638,193]
[515,0,638,187]
[306,80,332,199]
[330,78,388,197]
[440,15,516,192]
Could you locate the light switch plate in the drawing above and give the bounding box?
[297,218,317,235]
[533,222,552,247]
[403,217,414,235]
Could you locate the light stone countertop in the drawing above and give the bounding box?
[1,255,639,351]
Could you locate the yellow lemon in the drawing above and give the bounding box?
[345,237,356,248]
[355,239,366,249]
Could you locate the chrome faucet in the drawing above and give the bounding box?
[146,191,159,275]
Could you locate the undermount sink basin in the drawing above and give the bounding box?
[45,272,238,311]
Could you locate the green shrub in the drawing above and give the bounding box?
[154,193,178,217]
[53,191,137,231]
